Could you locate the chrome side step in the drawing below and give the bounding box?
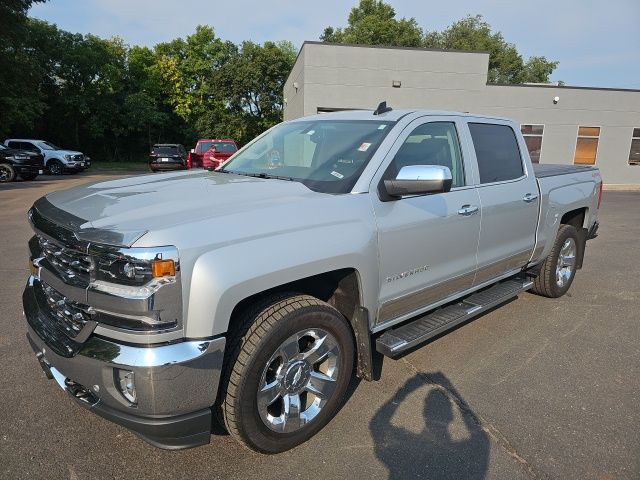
[376,277,533,357]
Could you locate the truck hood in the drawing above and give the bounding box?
[42,171,326,246]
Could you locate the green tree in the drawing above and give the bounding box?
[0,1,47,138]
[321,0,423,47]
[425,15,558,84]
[219,40,297,143]
[322,3,559,84]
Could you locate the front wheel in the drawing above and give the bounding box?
[0,163,16,182]
[47,160,64,175]
[531,224,579,298]
[219,294,355,453]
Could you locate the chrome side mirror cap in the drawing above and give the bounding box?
[382,165,453,200]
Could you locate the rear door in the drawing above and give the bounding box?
[371,117,481,326]
[465,121,539,285]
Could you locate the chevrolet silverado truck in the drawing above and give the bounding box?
[23,106,601,453]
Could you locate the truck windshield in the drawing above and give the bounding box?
[37,141,60,150]
[220,120,394,193]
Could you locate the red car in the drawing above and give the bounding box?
[188,139,238,170]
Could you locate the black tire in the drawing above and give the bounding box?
[531,224,579,298]
[47,160,64,175]
[219,293,355,453]
[19,172,38,181]
[0,163,16,182]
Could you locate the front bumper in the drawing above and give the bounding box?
[24,279,226,449]
[14,163,43,175]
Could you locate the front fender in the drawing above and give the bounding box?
[184,222,379,337]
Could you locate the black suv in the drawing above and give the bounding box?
[149,144,188,172]
[0,144,44,182]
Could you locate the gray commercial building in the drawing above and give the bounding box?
[284,42,640,186]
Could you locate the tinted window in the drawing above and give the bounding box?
[21,142,40,152]
[7,141,21,149]
[152,145,180,155]
[387,122,465,188]
[468,123,524,183]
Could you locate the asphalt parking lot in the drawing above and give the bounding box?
[0,173,638,480]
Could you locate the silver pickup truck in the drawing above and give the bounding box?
[23,107,602,453]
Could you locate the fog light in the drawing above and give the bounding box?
[116,369,136,404]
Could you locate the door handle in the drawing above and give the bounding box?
[458,204,479,216]
[523,193,539,203]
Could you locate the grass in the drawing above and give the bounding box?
[89,161,149,172]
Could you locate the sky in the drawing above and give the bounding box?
[30,0,640,89]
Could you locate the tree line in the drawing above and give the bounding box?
[0,0,559,162]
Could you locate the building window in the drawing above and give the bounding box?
[629,128,640,166]
[521,124,544,163]
[574,126,600,165]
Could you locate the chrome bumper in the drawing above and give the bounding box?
[24,279,226,449]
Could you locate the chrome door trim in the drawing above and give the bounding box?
[373,267,524,333]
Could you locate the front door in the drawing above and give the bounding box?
[372,119,481,325]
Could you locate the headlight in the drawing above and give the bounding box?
[64,154,71,160]
[89,245,179,287]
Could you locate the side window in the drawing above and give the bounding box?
[388,122,465,188]
[22,142,39,153]
[468,123,524,184]
[7,141,20,149]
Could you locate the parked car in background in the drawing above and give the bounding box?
[0,144,44,182]
[3,139,89,175]
[148,144,188,172]
[188,139,238,170]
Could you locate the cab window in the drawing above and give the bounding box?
[387,122,465,188]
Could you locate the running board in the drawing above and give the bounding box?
[376,278,534,358]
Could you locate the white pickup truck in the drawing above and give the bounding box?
[24,106,601,453]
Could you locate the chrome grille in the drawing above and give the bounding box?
[38,235,92,285]
[41,281,94,338]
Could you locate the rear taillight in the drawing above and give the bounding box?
[597,182,603,209]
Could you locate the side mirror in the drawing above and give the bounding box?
[190,149,195,154]
[383,165,453,200]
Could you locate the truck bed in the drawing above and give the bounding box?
[534,164,598,178]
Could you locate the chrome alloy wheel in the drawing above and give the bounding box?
[556,237,576,288]
[257,328,341,433]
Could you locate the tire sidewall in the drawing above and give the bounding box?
[233,304,354,453]
[48,160,63,175]
[547,225,578,297]
[0,163,16,182]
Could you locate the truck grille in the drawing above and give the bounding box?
[38,235,92,286]
[40,282,94,338]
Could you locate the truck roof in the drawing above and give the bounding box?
[196,139,236,142]
[289,109,512,123]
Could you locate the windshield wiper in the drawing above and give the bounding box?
[222,170,295,182]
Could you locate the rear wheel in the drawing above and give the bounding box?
[219,294,355,453]
[48,160,64,175]
[0,163,16,182]
[531,224,579,298]
[19,172,38,181]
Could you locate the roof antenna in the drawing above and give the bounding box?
[373,101,393,115]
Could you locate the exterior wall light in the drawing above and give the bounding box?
[392,80,402,88]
